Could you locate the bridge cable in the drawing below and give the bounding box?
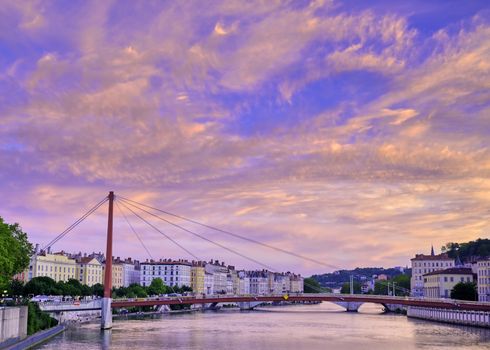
[114,200,155,260]
[119,197,409,295]
[118,196,339,270]
[119,198,277,271]
[118,199,329,294]
[42,196,108,250]
[117,200,200,260]
[114,200,186,296]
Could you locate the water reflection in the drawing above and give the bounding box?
[35,303,490,350]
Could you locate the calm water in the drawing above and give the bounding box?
[36,303,490,350]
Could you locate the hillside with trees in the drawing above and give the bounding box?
[311,267,410,290]
[441,238,490,263]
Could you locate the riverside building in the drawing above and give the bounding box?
[410,246,455,297]
[76,257,103,286]
[423,267,474,299]
[28,252,77,282]
[191,262,205,294]
[140,259,192,288]
[477,259,490,302]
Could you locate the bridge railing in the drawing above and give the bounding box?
[37,293,490,307]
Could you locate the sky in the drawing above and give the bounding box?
[0,0,489,276]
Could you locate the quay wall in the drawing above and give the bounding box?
[0,306,28,348]
[408,306,490,328]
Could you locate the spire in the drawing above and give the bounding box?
[455,255,463,267]
[431,244,435,256]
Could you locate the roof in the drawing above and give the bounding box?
[141,261,192,266]
[77,257,99,264]
[411,253,453,261]
[423,267,473,276]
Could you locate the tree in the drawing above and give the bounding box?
[0,217,32,289]
[24,276,63,296]
[147,278,167,296]
[9,279,25,297]
[373,275,410,296]
[341,281,361,294]
[127,283,147,298]
[304,277,324,293]
[91,283,104,297]
[451,282,477,301]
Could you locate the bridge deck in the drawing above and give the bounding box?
[109,294,490,312]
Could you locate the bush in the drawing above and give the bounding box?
[27,302,58,335]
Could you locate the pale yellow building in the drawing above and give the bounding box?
[77,257,103,286]
[477,259,490,302]
[102,260,124,289]
[423,267,474,299]
[191,264,205,294]
[28,253,77,282]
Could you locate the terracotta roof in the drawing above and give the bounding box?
[411,253,453,261]
[423,267,473,276]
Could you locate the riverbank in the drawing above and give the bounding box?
[4,325,65,350]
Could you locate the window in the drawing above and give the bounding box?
[450,277,454,282]
[444,277,448,282]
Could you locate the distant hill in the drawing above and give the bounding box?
[311,267,410,289]
[442,238,490,263]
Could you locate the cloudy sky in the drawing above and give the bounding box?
[1,0,489,275]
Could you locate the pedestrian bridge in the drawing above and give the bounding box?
[38,294,490,313]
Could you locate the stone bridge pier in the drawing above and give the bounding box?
[238,301,263,310]
[333,301,364,312]
[382,304,407,313]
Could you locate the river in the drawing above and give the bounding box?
[35,303,490,349]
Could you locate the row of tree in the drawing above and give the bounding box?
[6,276,192,299]
[442,239,490,262]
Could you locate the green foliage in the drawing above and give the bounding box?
[147,278,168,296]
[8,279,25,296]
[304,277,328,293]
[0,217,32,289]
[23,277,106,297]
[442,239,490,262]
[27,302,58,335]
[91,283,104,297]
[340,281,361,294]
[24,277,59,296]
[451,282,478,301]
[373,275,410,296]
[311,267,409,289]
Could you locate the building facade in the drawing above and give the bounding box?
[28,253,77,282]
[288,273,304,293]
[249,271,269,295]
[205,262,228,294]
[423,267,474,299]
[204,272,214,295]
[410,248,455,297]
[191,263,205,294]
[121,259,141,287]
[238,271,250,295]
[76,257,103,286]
[140,260,192,288]
[477,259,490,302]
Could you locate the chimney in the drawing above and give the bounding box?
[47,246,52,254]
[35,244,40,254]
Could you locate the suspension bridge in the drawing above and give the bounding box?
[40,192,490,329]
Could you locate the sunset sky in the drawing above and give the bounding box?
[1,0,489,275]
